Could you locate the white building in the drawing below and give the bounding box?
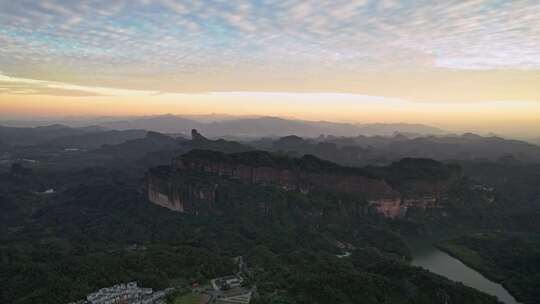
[84,282,169,304]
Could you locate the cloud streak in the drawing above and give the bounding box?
[0,0,539,97]
[0,72,158,96]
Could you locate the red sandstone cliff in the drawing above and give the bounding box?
[174,157,400,200]
[147,151,459,218]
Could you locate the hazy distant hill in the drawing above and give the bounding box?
[2,120,537,164]
[0,124,96,146]
[379,134,540,162]
[0,124,149,149]
[100,115,204,134]
[262,132,540,165]
[97,115,445,138]
[0,140,9,152]
[94,129,250,159]
[44,129,147,149]
[95,131,184,159]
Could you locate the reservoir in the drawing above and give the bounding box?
[408,239,520,304]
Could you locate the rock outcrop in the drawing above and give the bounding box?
[191,129,207,141]
[174,150,399,200]
[146,150,460,218]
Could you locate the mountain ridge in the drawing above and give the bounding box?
[2,115,447,138]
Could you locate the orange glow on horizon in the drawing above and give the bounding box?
[2,92,539,137]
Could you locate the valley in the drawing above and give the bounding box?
[2,2,539,303]
[0,122,539,304]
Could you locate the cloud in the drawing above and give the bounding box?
[0,72,159,96]
[0,0,539,96]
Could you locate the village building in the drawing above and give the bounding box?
[71,282,172,304]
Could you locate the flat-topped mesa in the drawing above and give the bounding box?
[173,150,399,200]
[147,149,460,218]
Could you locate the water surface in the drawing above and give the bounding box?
[408,239,520,304]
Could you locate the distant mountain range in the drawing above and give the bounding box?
[262,132,540,164]
[0,124,97,146]
[0,124,146,148]
[1,115,447,138]
[45,129,148,149]
[95,131,184,159]
[1,118,539,164]
[98,115,447,138]
[94,129,250,161]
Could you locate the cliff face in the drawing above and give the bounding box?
[146,150,460,218]
[146,172,185,212]
[174,157,398,200]
[145,166,218,214]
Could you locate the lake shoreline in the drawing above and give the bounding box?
[435,243,524,304]
[406,235,521,304]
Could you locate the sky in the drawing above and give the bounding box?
[0,0,539,136]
